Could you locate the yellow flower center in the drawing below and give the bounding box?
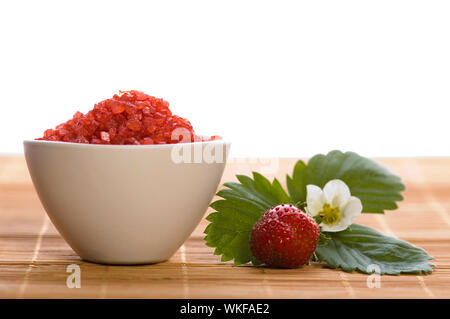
[319,204,341,225]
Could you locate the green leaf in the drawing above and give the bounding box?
[317,232,331,246]
[286,150,405,214]
[204,173,289,265]
[286,160,307,205]
[315,224,435,275]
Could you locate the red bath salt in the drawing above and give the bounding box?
[37,90,221,145]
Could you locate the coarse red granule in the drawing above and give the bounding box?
[36,90,221,145]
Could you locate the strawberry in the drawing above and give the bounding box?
[250,204,320,268]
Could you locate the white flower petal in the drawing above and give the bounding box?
[323,179,351,207]
[341,196,363,225]
[322,196,362,232]
[320,221,349,232]
[306,184,325,216]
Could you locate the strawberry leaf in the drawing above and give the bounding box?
[286,159,307,205]
[286,150,405,214]
[204,173,289,265]
[315,224,435,274]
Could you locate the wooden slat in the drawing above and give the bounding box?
[0,156,449,298]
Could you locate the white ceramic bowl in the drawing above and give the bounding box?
[24,139,230,264]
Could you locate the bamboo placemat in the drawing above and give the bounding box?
[0,156,449,298]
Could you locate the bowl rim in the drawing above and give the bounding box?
[23,139,230,150]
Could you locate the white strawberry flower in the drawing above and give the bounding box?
[306,179,362,232]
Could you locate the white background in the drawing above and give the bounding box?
[1,0,449,157]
